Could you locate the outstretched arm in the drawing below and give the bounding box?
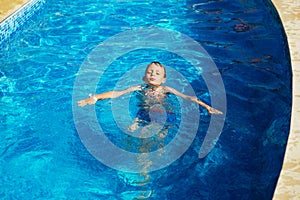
[164,86,223,114]
[77,85,141,107]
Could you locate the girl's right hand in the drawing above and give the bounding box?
[77,95,97,107]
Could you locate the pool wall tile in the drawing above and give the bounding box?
[0,0,45,44]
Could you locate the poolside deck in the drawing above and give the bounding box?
[0,0,30,22]
[271,1,300,199]
[0,0,299,199]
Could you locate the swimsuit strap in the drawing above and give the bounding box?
[133,84,148,97]
[140,84,153,91]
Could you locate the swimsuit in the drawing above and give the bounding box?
[134,84,177,126]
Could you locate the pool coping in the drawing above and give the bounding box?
[0,0,30,22]
[271,0,300,199]
[0,0,45,44]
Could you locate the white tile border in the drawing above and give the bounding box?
[0,0,45,44]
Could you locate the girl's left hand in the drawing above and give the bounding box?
[207,107,223,115]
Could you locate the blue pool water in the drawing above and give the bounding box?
[0,0,292,199]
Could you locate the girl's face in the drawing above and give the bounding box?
[143,63,166,86]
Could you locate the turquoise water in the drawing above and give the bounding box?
[0,0,292,199]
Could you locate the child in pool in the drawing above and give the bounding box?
[78,62,222,184]
[77,61,222,115]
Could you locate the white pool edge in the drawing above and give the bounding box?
[0,0,45,44]
[271,0,300,199]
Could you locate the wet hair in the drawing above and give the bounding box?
[146,61,166,78]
